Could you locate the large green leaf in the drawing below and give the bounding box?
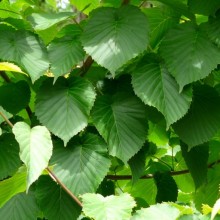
[188,0,220,16]
[131,203,180,220]
[143,6,179,48]
[0,133,21,180]
[0,192,39,220]
[48,26,85,79]
[81,193,136,220]
[159,22,220,91]
[181,143,209,189]
[0,167,27,208]
[81,5,149,74]
[173,85,220,147]
[36,176,81,220]
[91,92,148,163]
[132,59,192,127]
[0,81,30,114]
[35,77,96,145]
[154,172,178,203]
[51,133,111,196]
[12,122,53,190]
[28,12,74,30]
[0,30,49,82]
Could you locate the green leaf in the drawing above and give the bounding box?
[0,81,30,114]
[132,59,192,127]
[91,92,148,163]
[0,167,27,208]
[188,0,220,16]
[0,0,21,19]
[159,22,220,91]
[211,199,220,220]
[181,143,209,189]
[143,6,179,48]
[51,133,111,196]
[81,193,136,220]
[154,172,178,203]
[12,122,53,190]
[70,0,100,15]
[28,12,74,30]
[0,133,21,180]
[128,149,147,184]
[48,26,85,79]
[81,5,149,74]
[0,128,2,136]
[36,176,81,220]
[131,203,180,220]
[0,30,49,82]
[173,85,220,147]
[0,192,39,220]
[35,77,96,145]
[0,106,12,124]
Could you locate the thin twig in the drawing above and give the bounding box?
[79,56,94,77]
[0,111,82,207]
[46,168,82,207]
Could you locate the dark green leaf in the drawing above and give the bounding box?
[35,77,96,145]
[0,81,30,114]
[81,5,149,74]
[92,92,148,163]
[0,133,21,180]
[173,85,220,147]
[36,176,81,220]
[51,133,111,196]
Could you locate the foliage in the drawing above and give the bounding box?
[1,0,220,219]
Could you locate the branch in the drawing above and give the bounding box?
[0,71,33,118]
[0,111,82,207]
[106,160,220,180]
[79,56,94,77]
[121,0,130,5]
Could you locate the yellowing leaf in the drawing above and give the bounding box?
[0,62,26,74]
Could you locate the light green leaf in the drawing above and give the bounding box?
[0,81,30,114]
[0,192,39,220]
[51,133,111,196]
[35,77,96,145]
[0,133,21,180]
[143,6,179,48]
[48,26,85,79]
[159,22,220,91]
[91,92,147,163]
[181,143,209,189]
[173,85,220,148]
[211,199,220,220]
[0,0,21,19]
[0,106,12,124]
[0,167,27,208]
[70,0,99,15]
[81,193,136,220]
[28,12,74,30]
[0,30,49,82]
[0,128,2,136]
[12,122,53,190]
[36,176,81,220]
[188,0,220,16]
[131,203,180,220]
[0,62,25,74]
[81,5,149,74]
[132,59,192,127]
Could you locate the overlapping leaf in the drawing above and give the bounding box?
[36,176,81,220]
[81,193,136,220]
[159,22,220,91]
[48,25,85,79]
[28,12,74,30]
[0,192,39,220]
[81,5,149,74]
[0,81,30,114]
[0,133,21,180]
[35,77,96,145]
[51,133,111,196]
[70,0,99,15]
[132,60,192,127]
[91,92,148,163]
[173,85,220,147]
[0,30,49,82]
[12,122,53,190]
